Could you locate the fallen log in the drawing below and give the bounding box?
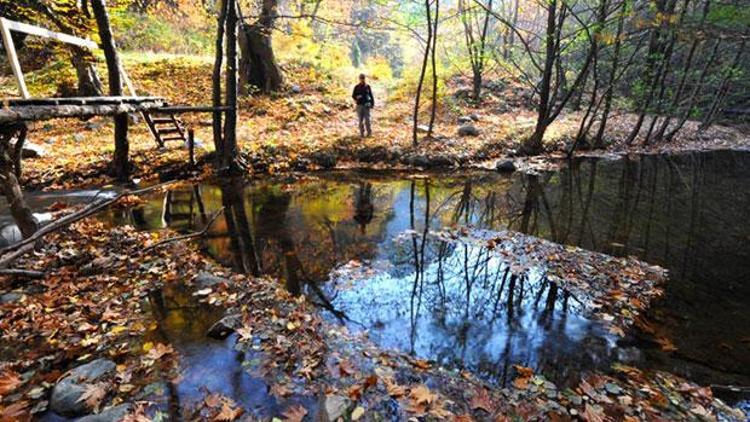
[0,99,165,123]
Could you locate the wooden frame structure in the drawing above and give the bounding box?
[0,17,137,99]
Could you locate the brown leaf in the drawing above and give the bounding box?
[469,388,493,413]
[215,402,243,421]
[76,382,107,411]
[145,343,174,360]
[409,384,437,406]
[583,403,605,422]
[411,359,431,370]
[512,365,534,390]
[271,384,293,398]
[0,400,29,420]
[204,393,224,408]
[0,370,22,396]
[384,377,406,398]
[281,404,307,422]
[347,384,363,401]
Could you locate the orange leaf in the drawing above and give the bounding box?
[0,370,22,396]
[215,402,243,421]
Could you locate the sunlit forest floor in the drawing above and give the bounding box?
[2,53,748,190]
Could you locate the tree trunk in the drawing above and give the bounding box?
[222,0,239,173]
[70,47,104,96]
[0,125,37,239]
[412,0,433,146]
[427,0,439,136]
[472,70,482,103]
[212,0,228,158]
[238,0,283,94]
[594,0,626,148]
[91,0,129,182]
[521,0,557,155]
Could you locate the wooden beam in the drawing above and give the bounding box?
[153,105,231,114]
[0,99,166,123]
[0,18,97,49]
[0,18,30,99]
[3,96,164,106]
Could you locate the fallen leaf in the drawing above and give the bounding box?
[469,388,493,412]
[215,401,243,421]
[77,382,107,411]
[351,406,365,420]
[281,404,307,422]
[0,370,22,395]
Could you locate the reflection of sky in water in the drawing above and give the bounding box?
[329,237,614,387]
[142,285,291,418]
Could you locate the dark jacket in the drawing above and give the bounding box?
[352,83,374,107]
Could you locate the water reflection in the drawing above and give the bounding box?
[328,179,612,387]
[97,151,750,393]
[143,283,283,418]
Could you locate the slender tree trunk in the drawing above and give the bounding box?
[699,39,746,132]
[91,0,129,182]
[222,0,239,173]
[664,38,720,140]
[624,0,673,145]
[653,0,710,141]
[212,0,228,162]
[643,0,689,144]
[412,0,433,146]
[522,0,557,155]
[428,0,439,136]
[594,0,626,147]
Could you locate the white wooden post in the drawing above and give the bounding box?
[0,18,30,99]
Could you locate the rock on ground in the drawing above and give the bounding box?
[50,359,116,417]
[496,159,516,172]
[0,291,23,304]
[311,151,337,169]
[457,116,473,124]
[194,271,231,289]
[75,403,132,422]
[319,394,350,422]
[207,313,241,339]
[21,142,47,158]
[458,124,480,137]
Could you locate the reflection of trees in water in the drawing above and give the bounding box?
[353,182,374,234]
[398,178,599,386]
[146,284,251,417]
[503,152,750,384]
[220,179,262,277]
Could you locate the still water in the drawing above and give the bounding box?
[7,150,749,410]
[103,150,750,393]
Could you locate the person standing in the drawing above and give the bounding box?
[352,74,374,137]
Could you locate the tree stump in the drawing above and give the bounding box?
[0,123,38,238]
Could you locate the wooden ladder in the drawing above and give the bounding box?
[143,105,187,147]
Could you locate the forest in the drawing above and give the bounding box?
[0,0,748,420]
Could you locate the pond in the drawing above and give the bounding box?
[6,149,750,411]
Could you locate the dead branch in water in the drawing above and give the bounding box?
[143,208,224,253]
[0,181,175,268]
